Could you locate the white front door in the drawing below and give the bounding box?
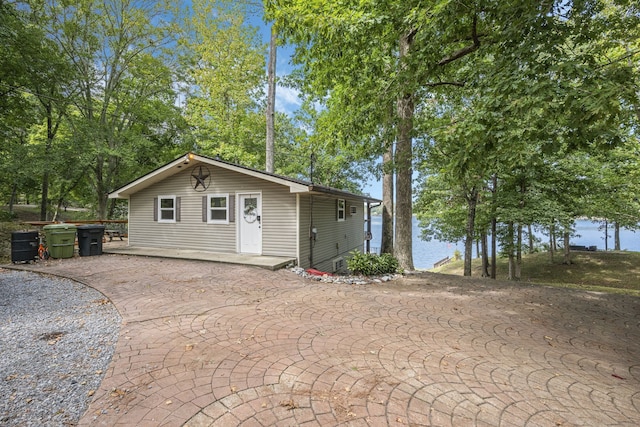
[238,193,262,254]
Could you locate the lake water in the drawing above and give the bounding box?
[367,216,639,269]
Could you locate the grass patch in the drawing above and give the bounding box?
[433,251,640,296]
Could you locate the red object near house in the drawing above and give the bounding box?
[305,268,333,276]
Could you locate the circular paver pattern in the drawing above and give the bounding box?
[9,255,640,426]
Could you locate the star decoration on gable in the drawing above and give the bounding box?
[190,165,211,191]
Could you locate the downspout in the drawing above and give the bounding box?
[309,153,315,268]
[366,202,381,254]
[309,195,314,268]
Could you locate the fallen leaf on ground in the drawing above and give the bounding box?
[279,399,298,410]
[110,388,126,397]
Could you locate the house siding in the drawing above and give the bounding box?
[128,163,297,257]
[298,194,311,268]
[261,186,297,258]
[300,194,364,272]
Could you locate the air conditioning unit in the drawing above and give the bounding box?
[332,257,345,273]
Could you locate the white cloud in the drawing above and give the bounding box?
[275,84,302,115]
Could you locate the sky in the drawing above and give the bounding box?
[247,14,300,114]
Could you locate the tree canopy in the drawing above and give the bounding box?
[1,0,638,277]
[267,0,639,272]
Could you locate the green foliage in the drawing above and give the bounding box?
[3,0,638,255]
[274,99,374,193]
[26,0,185,218]
[179,0,267,168]
[408,0,640,277]
[269,0,638,272]
[347,250,399,276]
[0,210,17,222]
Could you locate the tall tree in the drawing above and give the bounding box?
[41,0,181,218]
[180,0,266,167]
[380,141,394,255]
[1,1,77,219]
[0,1,39,208]
[394,31,415,270]
[267,0,519,270]
[265,25,277,173]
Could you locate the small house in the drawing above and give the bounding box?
[108,153,380,272]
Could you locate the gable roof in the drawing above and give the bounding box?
[108,152,381,203]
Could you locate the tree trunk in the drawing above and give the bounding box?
[265,25,277,173]
[9,183,18,214]
[515,223,522,280]
[549,225,554,263]
[394,32,415,271]
[108,198,118,219]
[563,229,572,265]
[52,195,65,222]
[604,220,609,251]
[481,231,490,277]
[96,154,107,220]
[463,187,478,277]
[40,108,55,221]
[490,174,497,279]
[614,222,620,250]
[507,221,516,280]
[40,171,50,221]
[380,143,394,255]
[528,224,534,253]
[514,180,525,280]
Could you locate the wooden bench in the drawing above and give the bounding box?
[433,256,451,268]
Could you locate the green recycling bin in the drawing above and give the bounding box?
[43,223,77,259]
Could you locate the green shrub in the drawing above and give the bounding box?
[347,250,399,276]
[0,210,17,222]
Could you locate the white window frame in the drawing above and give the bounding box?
[208,194,229,224]
[337,199,346,222]
[158,195,176,223]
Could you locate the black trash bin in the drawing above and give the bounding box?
[77,224,105,256]
[11,231,39,263]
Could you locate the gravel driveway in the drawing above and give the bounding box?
[4,255,640,426]
[0,269,120,426]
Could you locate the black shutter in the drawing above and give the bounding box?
[229,195,235,223]
[202,196,207,222]
[176,197,181,222]
[153,197,158,221]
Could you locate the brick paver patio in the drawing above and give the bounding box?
[10,255,640,426]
